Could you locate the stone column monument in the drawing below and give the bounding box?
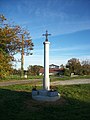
[43,30,51,90]
[32,30,60,101]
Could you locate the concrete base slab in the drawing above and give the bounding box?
[32,94,60,102]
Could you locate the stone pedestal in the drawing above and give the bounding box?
[32,90,38,96]
[32,90,60,102]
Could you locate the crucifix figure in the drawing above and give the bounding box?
[42,30,51,41]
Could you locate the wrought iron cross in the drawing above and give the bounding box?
[42,30,51,41]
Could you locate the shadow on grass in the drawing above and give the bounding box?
[0,88,90,120]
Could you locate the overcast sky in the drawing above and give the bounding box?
[0,0,90,69]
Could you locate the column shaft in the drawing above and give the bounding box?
[43,41,50,90]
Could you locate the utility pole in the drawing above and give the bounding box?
[21,34,24,78]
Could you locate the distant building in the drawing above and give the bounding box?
[49,64,59,69]
[39,64,64,76]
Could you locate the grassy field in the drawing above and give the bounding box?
[0,84,90,120]
[1,75,90,82]
[50,75,90,81]
[0,75,43,81]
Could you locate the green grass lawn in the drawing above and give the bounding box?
[0,84,90,120]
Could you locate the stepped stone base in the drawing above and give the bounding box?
[32,89,60,102]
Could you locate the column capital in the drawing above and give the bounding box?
[43,41,50,45]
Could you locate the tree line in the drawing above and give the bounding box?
[12,58,90,77]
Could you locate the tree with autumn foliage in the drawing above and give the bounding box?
[81,60,90,75]
[66,58,81,75]
[0,51,13,78]
[0,15,34,79]
[28,65,43,76]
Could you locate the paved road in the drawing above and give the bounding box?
[0,79,41,87]
[0,79,90,86]
[51,79,90,86]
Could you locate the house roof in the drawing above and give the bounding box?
[49,64,59,67]
[39,68,64,73]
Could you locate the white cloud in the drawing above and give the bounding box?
[50,44,90,52]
